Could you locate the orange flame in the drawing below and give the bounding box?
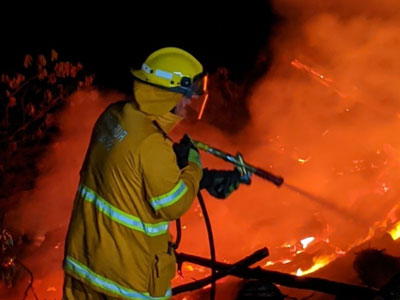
[389,221,400,240]
[295,254,337,276]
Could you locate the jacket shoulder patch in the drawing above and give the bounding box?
[95,112,128,151]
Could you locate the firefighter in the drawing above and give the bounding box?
[62,47,247,300]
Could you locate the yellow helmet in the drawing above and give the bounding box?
[131,47,207,98]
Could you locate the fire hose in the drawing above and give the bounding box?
[191,140,284,187]
[192,140,368,225]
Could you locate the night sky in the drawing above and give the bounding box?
[0,2,277,93]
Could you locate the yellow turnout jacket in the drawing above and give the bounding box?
[63,81,202,299]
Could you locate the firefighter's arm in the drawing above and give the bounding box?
[139,133,203,221]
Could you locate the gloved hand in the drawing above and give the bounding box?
[200,168,243,199]
[173,134,202,169]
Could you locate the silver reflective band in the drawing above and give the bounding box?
[79,185,169,236]
[65,256,172,300]
[150,180,188,210]
[142,63,152,74]
[155,69,173,80]
[142,63,174,81]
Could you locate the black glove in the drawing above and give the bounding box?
[173,134,199,169]
[200,168,242,199]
